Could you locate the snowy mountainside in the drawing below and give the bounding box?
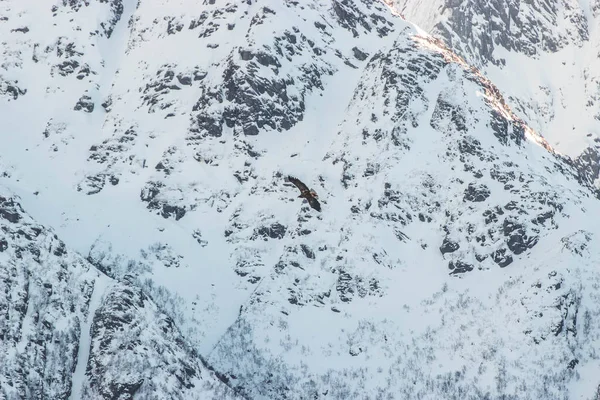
[208,32,600,399]
[393,0,600,178]
[1,0,600,399]
[0,190,238,399]
[392,0,594,66]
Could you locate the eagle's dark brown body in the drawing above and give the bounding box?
[287,176,321,211]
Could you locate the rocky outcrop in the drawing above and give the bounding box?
[575,146,600,188]
[0,193,92,399]
[2,1,600,400]
[84,281,237,400]
[0,78,27,100]
[0,192,238,399]
[395,0,591,67]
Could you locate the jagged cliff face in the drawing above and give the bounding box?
[0,193,237,399]
[394,0,600,185]
[2,0,600,399]
[393,0,595,66]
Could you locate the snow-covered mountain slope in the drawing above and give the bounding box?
[392,0,595,65]
[206,31,600,399]
[0,191,238,399]
[2,0,600,399]
[393,0,600,175]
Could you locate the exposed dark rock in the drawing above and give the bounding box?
[167,17,184,35]
[483,206,504,225]
[488,110,524,146]
[430,96,467,132]
[74,95,94,113]
[78,174,109,195]
[440,237,460,255]
[332,0,372,37]
[99,0,124,38]
[502,219,538,254]
[161,204,186,221]
[85,280,231,399]
[11,26,29,33]
[300,244,315,259]
[192,230,208,247]
[255,223,287,240]
[0,79,27,100]
[176,74,192,86]
[336,271,354,303]
[139,182,186,220]
[101,96,113,112]
[55,59,80,76]
[239,49,254,61]
[193,69,207,81]
[492,248,513,267]
[567,359,579,369]
[574,147,600,187]
[533,210,554,225]
[490,168,516,183]
[560,231,592,256]
[428,0,589,67]
[73,64,92,80]
[463,183,490,202]
[449,260,474,275]
[352,46,368,61]
[335,270,382,303]
[189,12,209,30]
[0,196,23,223]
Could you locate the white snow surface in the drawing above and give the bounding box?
[70,273,112,400]
[1,0,600,399]
[395,0,600,157]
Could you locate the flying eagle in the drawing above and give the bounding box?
[287,176,321,212]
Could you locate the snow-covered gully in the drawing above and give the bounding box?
[69,274,112,400]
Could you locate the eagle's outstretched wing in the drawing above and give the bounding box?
[287,176,309,193]
[287,176,321,211]
[307,196,321,212]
